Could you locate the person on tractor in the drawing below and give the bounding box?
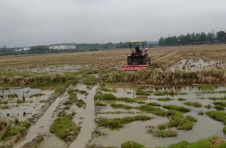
[135,45,142,54]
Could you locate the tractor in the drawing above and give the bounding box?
[121,40,151,71]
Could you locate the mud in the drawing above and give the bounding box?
[169,59,226,72]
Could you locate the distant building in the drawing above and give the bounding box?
[49,43,76,50]
[14,47,31,52]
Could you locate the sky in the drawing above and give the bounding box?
[0,0,225,47]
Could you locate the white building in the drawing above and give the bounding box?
[49,43,76,50]
[15,47,31,52]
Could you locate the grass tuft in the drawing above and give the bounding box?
[163,105,190,113]
[184,101,202,108]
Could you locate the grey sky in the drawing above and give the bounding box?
[0,0,225,47]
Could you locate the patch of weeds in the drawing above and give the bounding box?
[137,105,168,117]
[17,99,25,104]
[0,101,8,104]
[157,98,173,101]
[214,102,226,107]
[135,90,150,95]
[154,91,166,96]
[158,124,167,130]
[29,93,45,98]
[209,96,226,101]
[154,130,178,138]
[198,111,204,115]
[50,115,81,141]
[87,145,117,148]
[168,116,194,131]
[154,91,187,96]
[64,93,78,105]
[55,87,64,93]
[95,93,117,101]
[75,89,88,95]
[76,99,85,108]
[121,141,146,148]
[178,98,186,101]
[137,101,145,104]
[68,89,76,94]
[84,75,96,85]
[215,105,224,111]
[146,102,161,107]
[200,85,217,90]
[204,104,211,109]
[224,126,226,135]
[111,104,133,110]
[95,101,107,106]
[206,111,226,124]
[97,115,152,129]
[117,97,136,103]
[186,115,197,122]
[184,101,202,108]
[126,92,132,94]
[163,105,190,113]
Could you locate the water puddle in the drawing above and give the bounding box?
[69,85,98,148]
[168,59,226,72]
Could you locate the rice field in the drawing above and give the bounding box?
[1,45,226,148]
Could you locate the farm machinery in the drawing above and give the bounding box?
[121,40,151,71]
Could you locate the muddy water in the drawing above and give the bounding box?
[16,93,67,148]
[0,88,53,121]
[69,85,98,148]
[91,83,226,147]
[169,59,226,72]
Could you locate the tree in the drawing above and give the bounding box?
[217,31,226,42]
[207,32,215,44]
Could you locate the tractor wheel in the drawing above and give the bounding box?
[127,56,132,65]
[141,55,148,65]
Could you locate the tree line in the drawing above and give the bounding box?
[159,31,226,46]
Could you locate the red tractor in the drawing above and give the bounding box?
[121,40,151,71]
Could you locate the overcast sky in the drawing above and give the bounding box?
[0,0,225,47]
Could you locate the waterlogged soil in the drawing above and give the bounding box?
[168,58,226,72]
[13,65,82,73]
[0,87,53,121]
[90,83,226,148]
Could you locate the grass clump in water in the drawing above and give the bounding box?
[117,97,136,103]
[68,89,75,94]
[121,141,146,148]
[64,93,78,105]
[135,90,150,95]
[206,111,226,124]
[198,111,204,115]
[163,105,190,113]
[168,117,194,131]
[158,124,167,130]
[137,105,168,117]
[214,102,226,107]
[97,115,152,129]
[94,93,117,101]
[137,101,145,104]
[204,104,212,109]
[146,102,161,107]
[157,98,173,101]
[50,115,81,141]
[76,99,85,108]
[95,101,107,106]
[111,104,133,110]
[178,98,186,101]
[186,115,197,122]
[184,101,202,108]
[215,105,225,111]
[17,99,25,104]
[224,126,226,135]
[84,75,96,85]
[154,130,177,138]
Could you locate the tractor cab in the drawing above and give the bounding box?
[121,40,151,71]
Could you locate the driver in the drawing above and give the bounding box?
[135,45,142,54]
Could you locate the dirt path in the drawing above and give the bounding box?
[15,93,68,148]
[69,85,98,148]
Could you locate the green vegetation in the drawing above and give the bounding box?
[94,93,117,101]
[55,87,64,93]
[198,111,204,115]
[206,111,226,124]
[75,89,88,95]
[215,105,224,111]
[146,102,161,107]
[64,93,78,105]
[68,89,76,94]
[121,141,145,148]
[184,101,202,108]
[154,91,187,96]
[95,101,107,106]
[117,97,136,103]
[168,116,194,131]
[186,115,197,122]
[214,102,226,107]
[17,99,25,104]
[178,98,186,101]
[137,105,168,117]
[209,96,226,101]
[163,105,190,113]
[96,115,152,129]
[84,75,96,85]
[204,104,212,109]
[50,115,81,141]
[197,90,226,94]
[158,124,167,130]
[157,98,173,101]
[135,90,150,95]
[76,99,85,108]
[137,101,145,104]
[111,104,133,110]
[154,130,177,138]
